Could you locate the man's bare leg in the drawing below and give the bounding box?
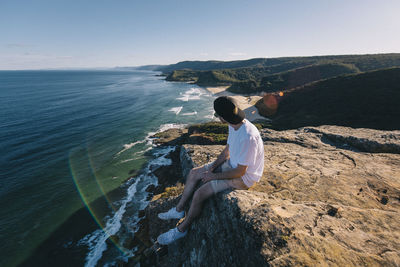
[177,182,214,232]
[176,166,206,212]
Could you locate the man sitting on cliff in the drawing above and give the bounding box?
[157,96,265,245]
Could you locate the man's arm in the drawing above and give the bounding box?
[209,144,230,172]
[202,164,248,183]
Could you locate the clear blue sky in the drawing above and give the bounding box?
[1,0,399,69]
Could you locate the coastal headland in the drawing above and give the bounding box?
[21,54,400,266]
[128,124,400,266]
[155,53,400,130]
[127,54,400,266]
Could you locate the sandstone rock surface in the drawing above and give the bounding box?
[139,126,400,266]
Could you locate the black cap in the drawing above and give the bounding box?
[213,96,245,124]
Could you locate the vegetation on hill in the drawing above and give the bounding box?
[187,122,228,144]
[158,58,269,73]
[159,54,400,130]
[165,69,199,82]
[184,121,265,144]
[160,54,400,94]
[166,62,313,85]
[230,63,360,93]
[267,67,400,130]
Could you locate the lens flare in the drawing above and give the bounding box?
[86,144,116,211]
[262,94,279,115]
[69,148,100,223]
[68,145,128,255]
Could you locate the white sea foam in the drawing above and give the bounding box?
[157,123,187,132]
[182,111,197,116]
[176,87,204,101]
[117,123,186,164]
[116,140,146,156]
[82,128,178,266]
[150,146,175,166]
[145,123,186,148]
[177,95,200,101]
[133,146,152,156]
[81,178,140,267]
[119,158,136,163]
[118,147,152,164]
[168,106,183,115]
[204,114,215,119]
[204,109,218,120]
[82,121,187,266]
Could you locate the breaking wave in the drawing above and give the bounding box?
[176,87,204,102]
[80,124,185,266]
[168,106,183,115]
[182,111,197,116]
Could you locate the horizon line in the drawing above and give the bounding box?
[1,52,399,71]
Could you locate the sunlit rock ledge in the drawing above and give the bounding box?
[132,125,400,266]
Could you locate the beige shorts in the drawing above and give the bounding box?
[210,179,232,195]
[205,161,246,194]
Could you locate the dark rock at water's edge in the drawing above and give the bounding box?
[132,125,400,266]
[146,146,184,198]
[151,128,189,146]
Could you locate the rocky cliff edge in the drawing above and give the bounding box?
[134,125,400,266]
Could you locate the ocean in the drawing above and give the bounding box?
[0,70,216,266]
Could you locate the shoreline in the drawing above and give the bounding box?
[204,86,231,95]
[20,80,268,266]
[20,161,159,267]
[19,124,186,266]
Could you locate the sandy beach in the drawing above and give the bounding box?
[205,86,270,122]
[205,86,231,95]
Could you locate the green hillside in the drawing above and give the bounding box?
[166,62,314,85]
[267,67,400,130]
[165,69,199,82]
[158,58,269,73]
[159,53,400,74]
[230,63,360,93]
[259,63,360,92]
[160,53,400,94]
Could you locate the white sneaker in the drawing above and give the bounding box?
[157,227,187,245]
[158,207,185,220]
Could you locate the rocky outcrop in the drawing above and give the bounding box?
[138,125,400,266]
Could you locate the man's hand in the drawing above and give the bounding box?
[201,170,215,183]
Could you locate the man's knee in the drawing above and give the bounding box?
[188,166,204,181]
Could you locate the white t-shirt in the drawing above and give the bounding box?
[227,119,264,187]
